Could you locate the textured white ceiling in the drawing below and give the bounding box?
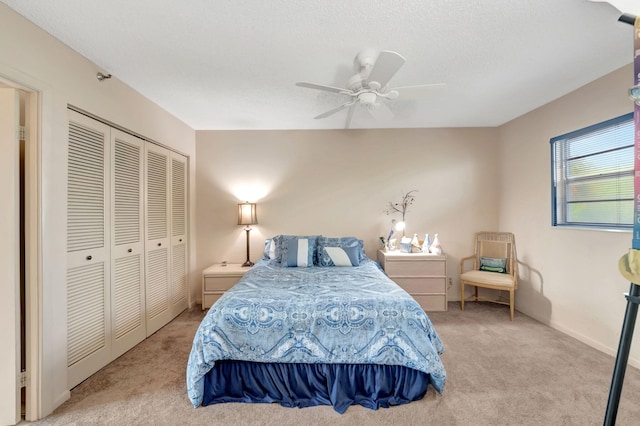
[1,0,635,130]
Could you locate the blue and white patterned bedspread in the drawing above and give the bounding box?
[186,258,446,407]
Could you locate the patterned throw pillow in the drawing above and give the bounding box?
[320,245,361,266]
[272,235,320,266]
[283,237,314,267]
[316,236,364,267]
[263,238,276,260]
[479,256,507,273]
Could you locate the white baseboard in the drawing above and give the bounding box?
[546,318,640,370]
[47,390,70,418]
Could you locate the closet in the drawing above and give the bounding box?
[144,143,188,336]
[66,110,188,388]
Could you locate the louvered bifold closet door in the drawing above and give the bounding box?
[145,143,172,336]
[110,129,146,358]
[67,111,111,388]
[170,152,188,316]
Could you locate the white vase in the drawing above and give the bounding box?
[422,234,431,253]
[430,233,443,255]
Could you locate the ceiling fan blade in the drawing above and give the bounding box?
[366,51,406,88]
[345,104,356,129]
[314,100,356,119]
[392,83,447,99]
[367,102,394,122]
[296,82,348,94]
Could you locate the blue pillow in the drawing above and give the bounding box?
[479,256,507,273]
[318,245,360,266]
[272,235,320,265]
[316,236,364,267]
[283,237,314,267]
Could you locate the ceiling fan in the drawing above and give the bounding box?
[296,49,446,128]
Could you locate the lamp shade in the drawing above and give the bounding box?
[238,202,258,226]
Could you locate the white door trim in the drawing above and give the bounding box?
[0,73,43,422]
[0,86,21,426]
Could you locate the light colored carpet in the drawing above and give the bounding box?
[26,303,640,425]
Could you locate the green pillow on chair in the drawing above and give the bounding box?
[479,256,507,273]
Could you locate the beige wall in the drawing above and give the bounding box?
[499,64,638,364]
[196,127,501,300]
[0,4,196,418]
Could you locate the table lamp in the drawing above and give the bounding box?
[238,202,258,266]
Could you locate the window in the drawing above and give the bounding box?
[551,113,634,230]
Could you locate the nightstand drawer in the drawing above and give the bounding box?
[384,260,445,277]
[393,277,445,293]
[204,276,241,291]
[202,263,249,310]
[412,294,447,311]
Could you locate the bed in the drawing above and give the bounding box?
[186,235,446,413]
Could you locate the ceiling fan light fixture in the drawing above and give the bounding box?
[358,92,377,108]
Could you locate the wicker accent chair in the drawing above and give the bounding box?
[460,232,518,320]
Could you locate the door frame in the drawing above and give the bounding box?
[0,75,43,423]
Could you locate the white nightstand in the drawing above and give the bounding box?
[202,263,249,310]
[377,250,448,312]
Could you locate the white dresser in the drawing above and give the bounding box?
[377,250,447,312]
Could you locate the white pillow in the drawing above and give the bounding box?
[324,247,354,266]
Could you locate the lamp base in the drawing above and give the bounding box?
[242,227,254,267]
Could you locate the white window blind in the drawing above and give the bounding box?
[551,113,634,229]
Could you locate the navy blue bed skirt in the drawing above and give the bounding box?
[202,361,431,414]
